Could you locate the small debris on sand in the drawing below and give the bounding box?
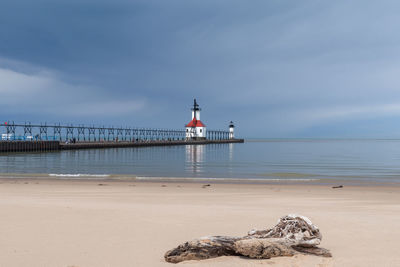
[202,184,211,188]
[332,185,343,189]
[161,184,167,187]
[98,183,107,186]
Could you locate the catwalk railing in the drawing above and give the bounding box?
[0,122,231,142]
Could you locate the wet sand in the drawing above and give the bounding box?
[0,177,399,267]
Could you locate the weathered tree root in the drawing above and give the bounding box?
[165,214,332,263]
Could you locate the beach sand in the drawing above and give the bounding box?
[0,178,399,267]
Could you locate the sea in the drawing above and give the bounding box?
[1,139,400,184]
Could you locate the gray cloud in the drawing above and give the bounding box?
[1,0,400,137]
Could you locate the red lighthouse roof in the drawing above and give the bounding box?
[186,118,206,127]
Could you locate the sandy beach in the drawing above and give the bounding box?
[0,178,399,267]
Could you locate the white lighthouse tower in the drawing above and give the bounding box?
[229,121,235,139]
[185,99,206,140]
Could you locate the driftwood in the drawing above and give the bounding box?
[165,214,331,263]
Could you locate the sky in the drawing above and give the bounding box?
[1,0,400,138]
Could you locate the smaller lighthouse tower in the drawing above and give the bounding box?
[229,121,235,139]
[185,99,206,140]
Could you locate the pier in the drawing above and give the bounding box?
[0,122,244,153]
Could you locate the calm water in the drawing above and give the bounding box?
[1,139,400,183]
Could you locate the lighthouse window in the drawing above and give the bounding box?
[200,129,202,133]
[186,129,188,132]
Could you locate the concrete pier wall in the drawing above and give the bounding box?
[60,139,244,150]
[0,139,244,153]
[0,141,60,153]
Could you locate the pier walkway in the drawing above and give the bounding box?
[0,121,244,153]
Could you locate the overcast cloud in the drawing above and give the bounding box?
[1,0,400,137]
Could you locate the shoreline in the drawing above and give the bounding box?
[1,172,400,187]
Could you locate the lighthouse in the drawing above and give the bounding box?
[185,99,206,140]
[229,121,235,139]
